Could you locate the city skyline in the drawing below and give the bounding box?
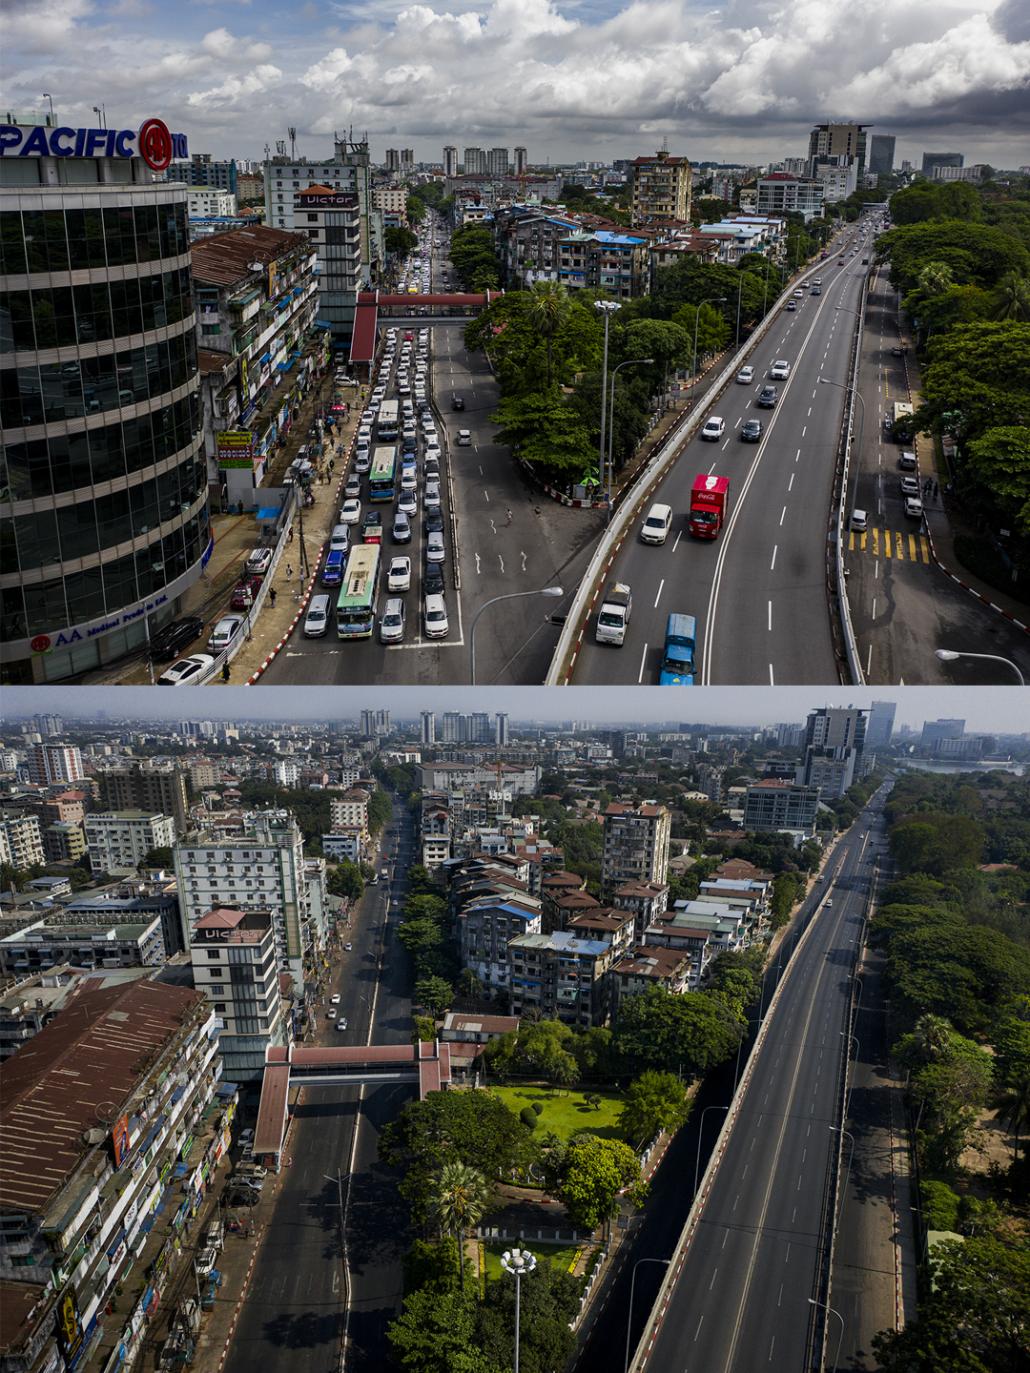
[1,685,1026,732]
[4,0,1028,168]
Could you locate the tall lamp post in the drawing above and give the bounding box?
[735,272,744,350]
[817,376,865,466]
[694,1104,730,1194]
[935,648,1025,686]
[500,1247,537,1373]
[605,356,654,514]
[829,1125,856,1229]
[624,1257,671,1373]
[808,1296,845,1372]
[42,93,55,124]
[691,296,727,383]
[594,300,621,497]
[469,586,563,684]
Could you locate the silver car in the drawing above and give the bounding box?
[379,598,406,643]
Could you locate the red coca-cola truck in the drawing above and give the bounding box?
[688,474,729,539]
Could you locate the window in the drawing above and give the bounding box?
[207,949,220,959]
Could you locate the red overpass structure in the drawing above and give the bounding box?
[348,289,503,371]
[252,1039,453,1168]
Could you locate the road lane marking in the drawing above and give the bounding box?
[767,601,772,632]
[770,545,777,571]
[654,579,665,608]
[638,644,648,683]
[672,530,683,552]
[779,506,787,526]
[788,473,795,492]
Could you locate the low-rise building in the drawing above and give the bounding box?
[756,173,824,223]
[612,879,669,942]
[439,1011,520,1075]
[743,780,820,837]
[322,831,362,863]
[566,908,635,961]
[610,945,695,1007]
[458,896,542,996]
[507,930,614,1028]
[0,813,45,870]
[0,916,166,976]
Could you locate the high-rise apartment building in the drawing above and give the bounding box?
[1,117,207,683]
[32,714,63,738]
[920,718,965,748]
[85,809,176,874]
[743,781,820,836]
[360,709,391,737]
[868,135,896,176]
[601,802,671,899]
[97,763,190,834]
[443,146,458,178]
[513,147,528,176]
[463,147,487,175]
[0,813,46,869]
[28,743,84,785]
[488,147,510,178]
[808,123,869,178]
[421,711,437,745]
[496,713,510,747]
[190,906,287,1080]
[865,700,897,750]
[175,811,325,982]
[385,148,400,172]
[921,152,963,174]
[630,149,692,226]
[798,706,867,799]
[400,149,415,172]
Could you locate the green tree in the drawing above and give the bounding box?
[386,226,418,258]
[911,1032,994,1171]
[327,860,364,901]
[415,975,454,1018]
[477,1259,580,1373]
[613,987,743,1079]
[872,1235,1030,1373]
[387,1284,490,1373]
[965,427,1030,536]
[491,388,595,477]
[403,1235,462,1294]
[552,1134,641,1231]
[368,787,392,834]
[619,1070,692,1147]
[397,916,444,968]
[142,846,173,868]
[991,270,1030,322]
[429,1160,492,1289]
[527,281,572,388]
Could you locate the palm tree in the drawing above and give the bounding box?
[992,270,1030,322]
[993,1070,1030,1162]
[527,280,571,388]
[429,1160,492,1289]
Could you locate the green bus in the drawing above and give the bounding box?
[368,445,397,502]
[336,544,381,639]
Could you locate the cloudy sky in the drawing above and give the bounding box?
[5,0,1030,168]
[2,685,1028,732]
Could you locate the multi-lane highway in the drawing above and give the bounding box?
[571,226,880,686]
[627,796,885,1373]
[224,803,416,1373]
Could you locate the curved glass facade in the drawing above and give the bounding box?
[0,185,209,682]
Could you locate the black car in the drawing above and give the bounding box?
[150,616,204,661]
[423,562,446,595]
[740,418,763,442]
[451,395,465,411]
[757,386,778,408]
[424,509,445,534]
[361,510,382,539]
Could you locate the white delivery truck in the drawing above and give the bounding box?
[595,583,633,646]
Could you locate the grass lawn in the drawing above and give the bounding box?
[481,1240,581,1284]
[489,1085,625,1143]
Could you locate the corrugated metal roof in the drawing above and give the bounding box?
[0,980,203,1216]
[191,225,309,287]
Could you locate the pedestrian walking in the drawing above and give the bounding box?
[289,527,295,543]
[505,507,513,525]
[221,662,230,683]
[286,564,293,579]
[328,457,335,473]
[269,588,277,608]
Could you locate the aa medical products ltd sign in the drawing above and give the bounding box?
[0,118,188,171]
[217,430,255,467]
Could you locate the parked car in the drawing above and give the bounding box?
[336,1018,349,1031]
[149,616,204,661]
[157,653,214,686]
[904,497,924,520]
[230,576,262,611]
[423,593,449,639]
[424,481,442,510]
[344,473,361,499]
[207,615,245,655]
[245,547,273,577]
[424,508,445,534]
[423,561,446,596]
[303,595,331,638]
[850,508,868,532]
[900,475,920,497]
[329,524,351,553]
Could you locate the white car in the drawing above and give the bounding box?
[158,653,214,686]
[400,466,418,492]
[330,994,341,1005]
[423,594,449,639]
[336,1019,349,1031]
[701,417,725,441]
[736,366,754,384]
[904,497,924,520]
[339,498,362,524]
[379,599,406,643]
[424,442,441,462]
[770,359,791,380]
[424,481,442,510]
[397,489,418,517]
[426,531,446,563]
[456,429,472,446]
[388,556,412,591]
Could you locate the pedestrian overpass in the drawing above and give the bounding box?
[348,289,503,372]
[251,1039,453,1168]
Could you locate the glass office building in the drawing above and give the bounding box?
[1,121,209,682]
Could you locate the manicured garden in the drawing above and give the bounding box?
[488,1085,625,1143]
[480,1240,581,1284]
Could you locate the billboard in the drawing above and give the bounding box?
[111,1114,131,1167]
[0,119,187,171]
[217,430,255,468]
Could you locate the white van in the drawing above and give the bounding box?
[304,594,331,638]
[640,503,673,545]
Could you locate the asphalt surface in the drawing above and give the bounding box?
[223,804,416,1373]
[572,225,879,686]
[261,220,603,686]
[844,265,1030,685]
[626,797,884,1373]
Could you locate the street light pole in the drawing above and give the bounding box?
[624,1257,671,1373]
[594,300,621,500]
[935,648,1025,686]
[829,1125,856,1229]
[468,586,563,684]
[691,296,727,384]
[606,357,654,515]
[694,1104,730,1195]
[817,376,865,468]
[808,1296,845,1372]
[500,1247,537,1373]
[735,273,743,350]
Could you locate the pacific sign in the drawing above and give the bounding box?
[0,119,188,172]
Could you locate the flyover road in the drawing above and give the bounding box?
[629,799,883,1373]
[223,803,416,1373]
[261,244,602,687]
[571,227,880,687]
[843,262,1030,685]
